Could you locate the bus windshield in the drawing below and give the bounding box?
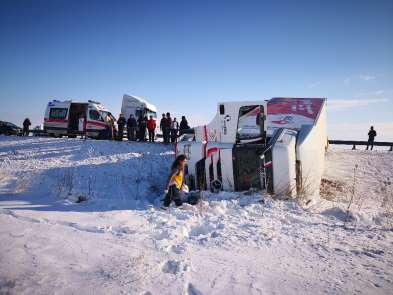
[146,110,157,118]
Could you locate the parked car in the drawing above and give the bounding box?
[0,121,23,136]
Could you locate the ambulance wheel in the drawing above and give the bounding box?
[68,135,76,138]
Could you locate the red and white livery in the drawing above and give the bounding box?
[44,99,116,139]
[176,98,327,203]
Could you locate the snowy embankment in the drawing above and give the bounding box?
[0,136,392,295]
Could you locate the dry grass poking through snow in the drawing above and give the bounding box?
[320,178,347,200]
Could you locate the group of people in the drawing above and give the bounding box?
[160,113,190,144]
[115,112,190,143]
[115,113,156,142]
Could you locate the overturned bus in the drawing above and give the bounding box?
[176,98,327,201]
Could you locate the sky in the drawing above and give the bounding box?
[0,0,392,140]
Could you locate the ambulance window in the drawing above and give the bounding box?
[236,105,262,142]
[49,108,68,119]
[89,110,103,121]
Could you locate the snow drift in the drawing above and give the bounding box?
[0,136,392,295]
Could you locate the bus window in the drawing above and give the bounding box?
[236,105,264,143]
[135,110,143,118]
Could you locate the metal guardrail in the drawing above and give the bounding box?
[328,140,393,151]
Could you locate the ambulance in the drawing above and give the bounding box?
[43,99,117,139]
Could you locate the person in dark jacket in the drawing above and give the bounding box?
[147,115,156,142]
[164,112,172,144]
[160,113,168,143]
[138,116,147,141]
[22,118,31,136]
[117,113,126,141]
[127,114,137,141]
[179,116,190,135]
[163,154,187,208]
[366,126,377,150]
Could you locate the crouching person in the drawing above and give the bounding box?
[163,155,187,208]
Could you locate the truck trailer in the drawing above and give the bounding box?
[176,97,327,202]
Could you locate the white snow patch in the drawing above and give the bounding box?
[0,136,392,294]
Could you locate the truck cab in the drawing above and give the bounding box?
[121,94,157,120]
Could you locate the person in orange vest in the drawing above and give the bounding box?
[147,115,156,142]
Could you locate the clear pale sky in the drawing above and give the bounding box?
[1,0,392,140]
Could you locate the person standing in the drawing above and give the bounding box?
[147,115,156,142]
[138,115,147,141]
[107,114,116,140]
[117,113,126,141]
[127,114,137,141]
[164,112,172,144]
[22,118,31,136]
[78,113,86,139]
[366,126,377,150]
[170,117,179,143]
[179,115,190,135]
[160,113,167,143]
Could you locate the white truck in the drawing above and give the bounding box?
[44,99,116,139]
[121,94,158,120]
[176,97,327,202]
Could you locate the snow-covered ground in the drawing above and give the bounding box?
[0,136,392,295]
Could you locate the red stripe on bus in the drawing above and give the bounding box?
[207,147,219,157]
